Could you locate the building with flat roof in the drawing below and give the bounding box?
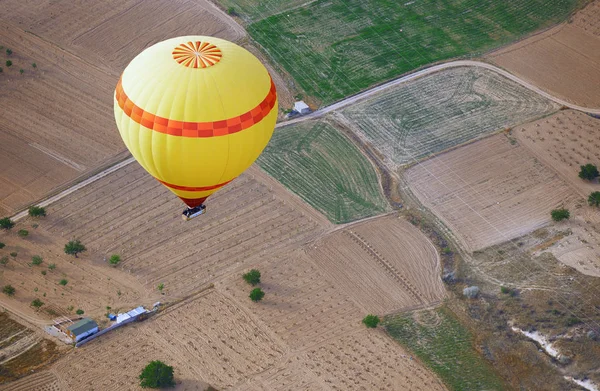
[66,318,98,342]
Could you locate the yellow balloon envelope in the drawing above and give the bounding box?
[114,36,277,208]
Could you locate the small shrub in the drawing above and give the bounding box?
[500,286,510,294]
[551,208,570,222]
[242,269,261,286]
[579,164,599,181]
[59,279,68,286]
[31,298,44,308]
[67,305,74,312]
[48,263,56,270]
[5,60,11,67]
[31,255,43,265]
[3,285,15,296]
[0,217,15,230]
[0,242,4,248]
[6,48,12,55]
[139,360,175,388]
[109,254,121,266]
[441,247,452,255]
[566,316,582,327]
[362,314,380,328]
[19,68,24,74]
[157,283,164,292]
[31,63,36,68]
[76,309,84,315]
[0,256,8,265]
[589,192,600,207]
[41,270,46,275]
[227,6,236,15]
[249,287,265,302]
[28,206,46,217]
[17,229,29,238]
[10,252,17,258]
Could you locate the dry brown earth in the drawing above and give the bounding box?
[406,134,579,252]
[487,1,600,108]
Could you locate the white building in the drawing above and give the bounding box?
[66,318,99,342]
[294,101,311,115]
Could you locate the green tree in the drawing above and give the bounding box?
[76,309,84,315]
[579,164,599,181]
[139,360,176,388]
[64,240,86,257]
[18,229,29,238]
[0,218,15,230]
[109,254,121,266]
[6,48,12,55]
[249,288,265,302]
[31,255,43,265]
[0,242,5,249]
[362,314,380,328]
[5,60,11,67]
[28,206,46,217]
[19,68,24,74]
[551,208,570,222]
[31,63,36,68]
[31,298,44,308]
[3,285,15,296]
[242,269,261,286]
[59,279,68,286]
[589,192,600,207]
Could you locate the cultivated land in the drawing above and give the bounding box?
[257,121,390,223]
[336,67,559,169]
[405,134,579,252]
[246,0,584,104]
[488,0,600,108]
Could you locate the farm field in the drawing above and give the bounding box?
[336,67,559,169]
[257,121,389,223]
[405,134,579,252]
[385,307,508,391]
[487,0,600,108]
[247,0,584,104]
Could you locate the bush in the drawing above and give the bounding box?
[566,316,582,327]
[28,206,46,217]
[10,252,17,258]
[48,263,56,270]
[0,242,4,249]
[31,298,44,308]
[59,279,68,286]
[362,314,380,328]
[0,256,8,266]
[41,270,46,275]
[227,6,236,15]
[31,63,36,68]
[5,60,11,67]
[500,286,510,294]
[139,360,175,388]
[463,286,480,299]
[0,217,15,230]
[3,285,15,296]
[551,208,570,222]
[242,269,261,285]
[109,254,121,266]
[249,287,265,302]
[31,255,43,265]
[579,164,599,181]
[6,48,12,55]
[589,192,600,207]
[17,229,29,238]
[64,240,86,257]
[157,283,164,292]
[76,309,84,315]
[19,69,23,74]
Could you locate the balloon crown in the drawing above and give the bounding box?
[172,41,222,68]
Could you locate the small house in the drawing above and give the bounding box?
[66,318,98,342]
[293,101,311,115]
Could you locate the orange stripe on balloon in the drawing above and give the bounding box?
[157,178,233,192]
[115,77,276,138]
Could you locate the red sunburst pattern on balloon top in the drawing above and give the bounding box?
[172,41,222,68]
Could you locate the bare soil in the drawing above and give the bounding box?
[487,1,600,108]
[405,133,579,252]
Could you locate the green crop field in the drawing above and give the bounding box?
[247,0,583,103]
[218,0,305,22]
[338,67,559,168]
[257,121,389,224]
[385,307,507,391]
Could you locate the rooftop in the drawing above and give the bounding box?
[67,318,98,336]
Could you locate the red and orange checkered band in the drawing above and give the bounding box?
[115,77,276,138]
[156,178,233,192]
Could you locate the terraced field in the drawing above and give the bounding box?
[337,67,559,169]
[247,0,583,103]
[257,121,389,223]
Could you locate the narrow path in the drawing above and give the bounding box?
[11,59,600,223]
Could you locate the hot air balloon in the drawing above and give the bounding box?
[114,36,278,220]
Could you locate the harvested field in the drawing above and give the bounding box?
[487,2,600,108]
[405,134,579,252]
[307,215,446,314]
[514,110,600,197]
[41,163,330,297]
[0,371,60,391]
[257,121,389,223]
[247,0,583,103]
[336,67,559,169]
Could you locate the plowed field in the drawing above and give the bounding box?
[406,134,578,251]
[337,67,559,169]
[488,0,600,108]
